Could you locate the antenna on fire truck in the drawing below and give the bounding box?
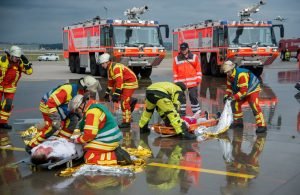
[239,0,266,22]
[124,6,149,20]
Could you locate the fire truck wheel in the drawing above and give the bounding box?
[90,55,100,76]
[210,55,221,76]
[69,55,76,73]
[140,67,152,78]
[75,55,86,74]
[201,55,211,75]
[130,66,141,77]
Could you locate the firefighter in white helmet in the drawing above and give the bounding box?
[26,76,101,152]
[69,94,132,165]
[222,60,267,134]
[0,45,33,129]
[99,53,138,129]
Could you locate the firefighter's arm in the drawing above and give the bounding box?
[225,79,233,97]
[111,65,123,101]
[194,55,202,82]
[46,87,69,113]
[75,108,105,144]
[20,55,33,75]
[173,91,186,111]
[233,73,249,100]
[173,57,179,82]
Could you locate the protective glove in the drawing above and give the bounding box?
[25,145,32,155]
[112,93,120,103]
[223,95,233,104]
[21,55,29,64]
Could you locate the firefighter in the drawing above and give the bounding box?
[70,94,132,165]
[0,45,33,129]
[99,53,138,129]
[285,49,291,61]
[173,42,202,115]
[26,76,100,151]
[222,60,267,134]
[139,81,196,139]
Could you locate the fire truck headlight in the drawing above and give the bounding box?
[159,49,165,52]
[272,48,278,52]
[230,49,238,53]
[118,49,125,52]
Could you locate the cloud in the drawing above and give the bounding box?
[0,0,299,43]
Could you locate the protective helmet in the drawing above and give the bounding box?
[80,76,99,92]
[99,53,110,64]
[175,82,186,91]
[10,45,22,57]
[68,94,84,112]
[221,60,235,73]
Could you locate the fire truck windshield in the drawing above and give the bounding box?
[113,26,162,47]
[228,26,276,47]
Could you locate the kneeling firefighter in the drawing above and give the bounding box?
[69,94,132,165]
[139,82,196,139]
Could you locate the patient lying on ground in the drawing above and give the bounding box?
[31,137,82,165]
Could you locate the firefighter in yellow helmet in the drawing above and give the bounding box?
[139,81,196,139]
[0,45,33,129]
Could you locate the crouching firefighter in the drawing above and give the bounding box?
[26,76,100,151]
[0,45,33,129]
[222,60,267,134]
[69,94,132,165]
[139,82,196,139]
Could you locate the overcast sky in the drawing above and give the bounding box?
[0,0,299,44]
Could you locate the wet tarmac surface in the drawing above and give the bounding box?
[1,59,300,195]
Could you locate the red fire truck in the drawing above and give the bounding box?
[278,38,300,60]
[173,1,284,77]
[62,6,169,77]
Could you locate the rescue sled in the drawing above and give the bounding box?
[152,116,219,136]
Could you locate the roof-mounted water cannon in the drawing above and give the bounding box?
[124,6,149,20]
[239,0,266,22]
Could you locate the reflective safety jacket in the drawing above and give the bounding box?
[0,55,33,93]
[225,67,261,101]
[76,101,123,150]
[40,84,84,119]
[107,62,138,93]
[173,52,202,88]
[146,82,185,109]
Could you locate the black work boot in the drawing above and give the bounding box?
[230,119,244,129]
[129,98,138,112]
[140,124,150,134]
[256,126,267,134]
[0,123,12,130]
[115,146,132,165]
[119,123,131,129]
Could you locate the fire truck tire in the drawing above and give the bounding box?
[99,64,107,78]
[69,55,76,73]
[90,55,99,76]
[249,67,263,77]
[201,55,211,75]
[140,67,152,78]
[130,66,141,77]
[210,55,221,76]
[75,56,86,74]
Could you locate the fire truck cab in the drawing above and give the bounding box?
[173,1,284,77]
[63,6,169,78]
